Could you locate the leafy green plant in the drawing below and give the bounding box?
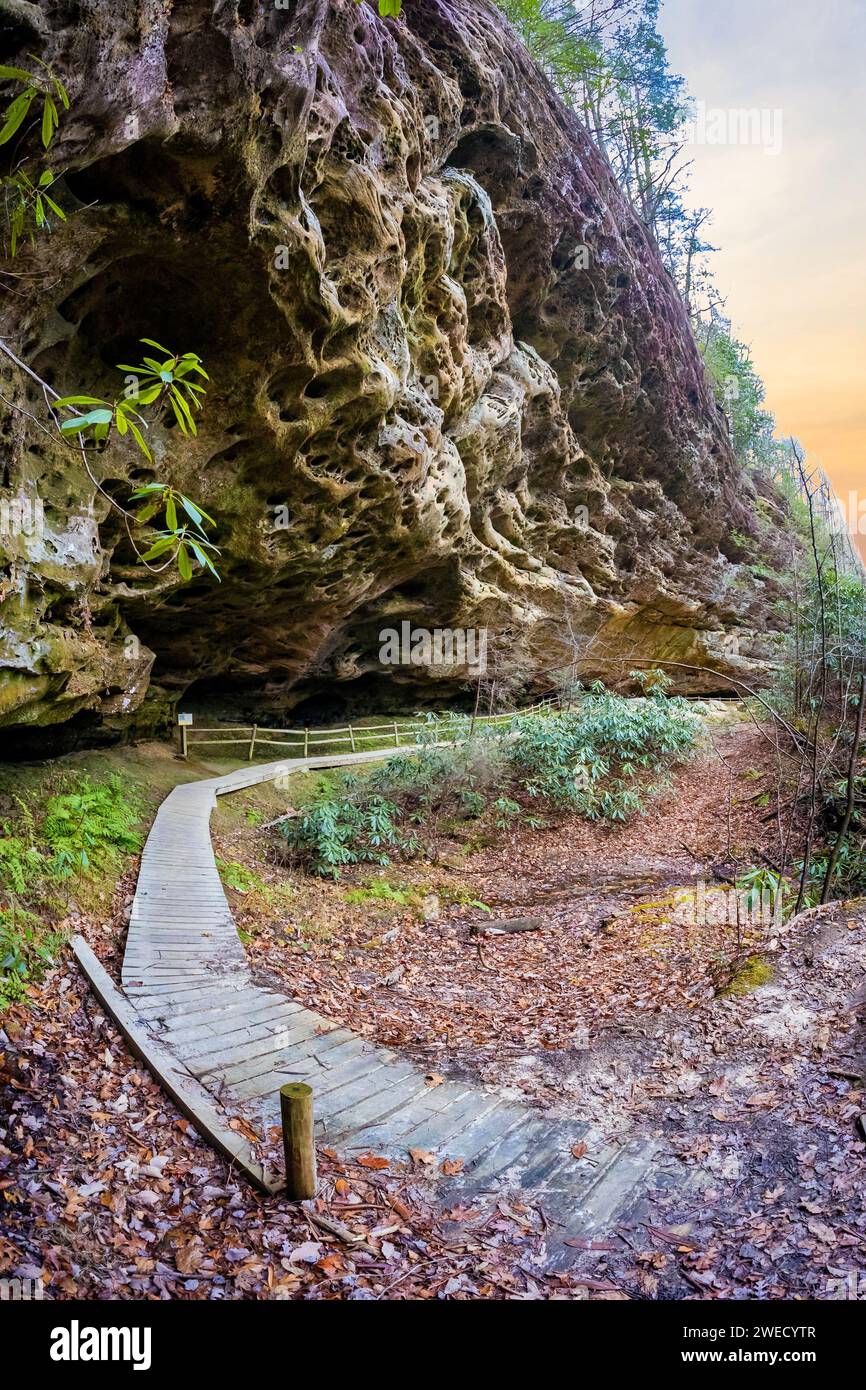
[0,772,140,1010]
[0,833,41,894]
[458,789,486,818]
[0,59,69,150]
[508,677,698,818]
[0,59,69,258]
[2,165,65,255]
[129,486,220,581]
[277,682,698,877]
[0,902,61,1011]
[56,342,208,454]
[736,865,784,917]
[42,776,141,879]
[798,839,866,907]
[354,0,403,16]
[56,391,152,455]
[52,340,220,581]
[493,796,520,828]
[279,793,419,879]
[116,341,209,436]
[217,859,260,893]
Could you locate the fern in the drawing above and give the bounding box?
[42,775,141,880]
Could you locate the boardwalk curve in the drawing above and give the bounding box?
[76,745,679,1255]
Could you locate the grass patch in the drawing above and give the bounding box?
[344,879,422,908]
[0,770,146,1009]
[719,954,775,996]
[0,741,205,1012]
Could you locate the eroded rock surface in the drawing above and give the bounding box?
[0,0,787,740]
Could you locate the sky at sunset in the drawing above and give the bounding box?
[659,0,866,552]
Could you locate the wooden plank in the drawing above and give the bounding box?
[324,1068,431,1135]
[455,1113,540,1180]
[188,1014,329,1074]
[177,1012,312,1069]
[166,1004,302,1051]
[71,937,282,1194]
[143,992,289,1029]
[230,1039,386,1103]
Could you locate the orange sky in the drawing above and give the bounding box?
[659,0,866,554]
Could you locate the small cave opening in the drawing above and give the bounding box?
[0,1,44,66]
[56,254,228,376]
[0,710,119,764]
[445,126,525,196]
[63,144,165,218]
[444,126,553,354]
[289,671,477,725]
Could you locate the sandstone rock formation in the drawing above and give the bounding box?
[0,0,787,744]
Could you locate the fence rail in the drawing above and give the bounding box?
[177,701,558,760]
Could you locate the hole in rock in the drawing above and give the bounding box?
[53,253,244,401]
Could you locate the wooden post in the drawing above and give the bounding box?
[247,724,258,761]
[303,727,309,757]
[280,1082,316,1199]
[177,713,192,759]
[393,720,399,747]
[349,723,356,752]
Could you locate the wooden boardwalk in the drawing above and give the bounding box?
[79,747,679,1256]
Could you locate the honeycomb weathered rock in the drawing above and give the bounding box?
[0,0,787,741]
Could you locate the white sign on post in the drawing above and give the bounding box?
[177,712,193,726]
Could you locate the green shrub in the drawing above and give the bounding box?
[800,837,866,906]
[276,681,699,876]
[0,774,142,1011]
[508,677,699,819]
[0,903,63,1011]
[0,834,42,894]
[279,792,420,879]
[0,774,142,892]
[368,737,507,829]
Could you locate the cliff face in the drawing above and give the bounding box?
[0,0,786,741]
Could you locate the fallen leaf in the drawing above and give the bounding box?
[288,1241,323,1264]
[806,1218,837,1246]
[745,1091,778,1109]
[228,1117,261,1143]
[175,1242,204,1274]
